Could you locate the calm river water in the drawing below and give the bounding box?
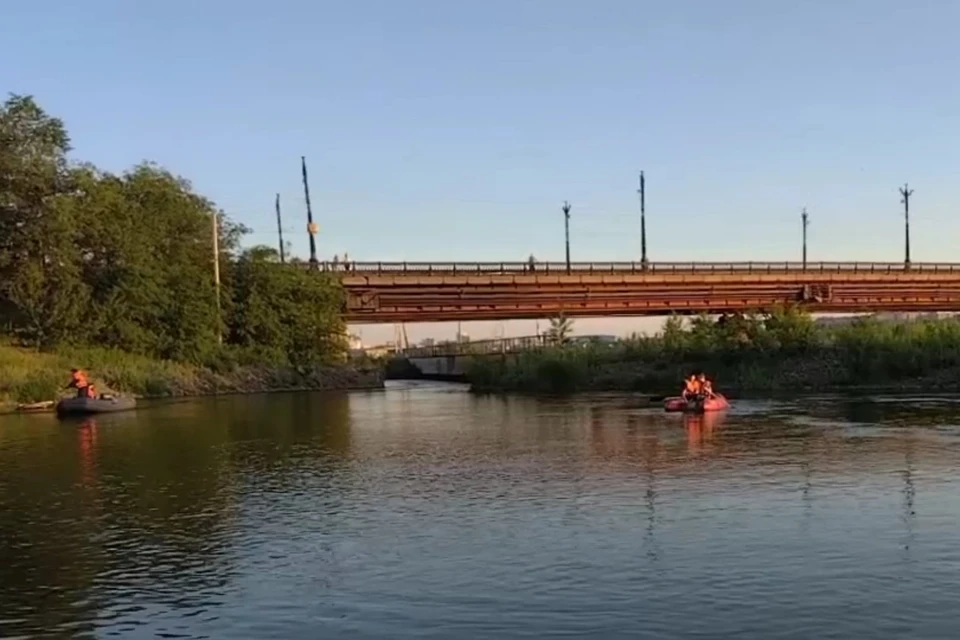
[3,382,960,638]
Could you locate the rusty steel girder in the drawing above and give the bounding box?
[342,272,960,323]
[341,270,960,288]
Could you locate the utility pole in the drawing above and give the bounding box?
[212,211,222,345]
[801,207,809,269]
[638,171,648,269]
[562,201,571,274]
[275,193,286,264]
[900,183,913,268]
[301,156,318,268]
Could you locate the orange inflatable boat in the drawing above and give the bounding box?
[664,394,729,413]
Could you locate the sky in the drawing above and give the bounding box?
[4,0,960,344]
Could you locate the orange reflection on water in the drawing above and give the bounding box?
[683,410,727,452]
[77,418,99,489]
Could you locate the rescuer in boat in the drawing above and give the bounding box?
[681,374,700,401]
[66,369,97,399]
[698,373,715,399]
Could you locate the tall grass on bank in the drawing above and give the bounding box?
[0,341,383,408]
[0,343,197,405]
[467,309,960,394]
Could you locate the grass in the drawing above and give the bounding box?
[466,310,960,395]
[0,340,383,411]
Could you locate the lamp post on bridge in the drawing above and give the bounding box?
[301,156,319,269]
[801,207,809,270]
[900,183,913,269]
[638,171,648,270]
[275,193,286,264]
[562,201,571,274]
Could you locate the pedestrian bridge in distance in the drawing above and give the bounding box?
[400,334,549,358]
[396,334,618,380]
[327,261,960,323]
[396,335,547,380]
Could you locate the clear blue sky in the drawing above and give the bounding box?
[4,1,959,341]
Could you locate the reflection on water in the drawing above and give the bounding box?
[3,384,960,638]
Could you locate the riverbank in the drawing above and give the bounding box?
[466,311,960,395]
[468,351,960,396]
[0,344,384,413]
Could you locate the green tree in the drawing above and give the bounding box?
[7,259,90,349]
[0,94,348,365]
[661,315,687,352]
[546,313,574,344]
[230,248,347,366]
[0,94,90,347]
[62,163,246,360]
[687,313,716,352]
[763,304,817,352]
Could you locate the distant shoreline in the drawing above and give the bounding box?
[467,355,960,396]
[464,312,960,396]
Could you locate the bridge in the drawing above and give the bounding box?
[395,334,565,380]
[325,261,960,323]
[400,334,550,358]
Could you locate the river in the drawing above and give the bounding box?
[2,382,960,638]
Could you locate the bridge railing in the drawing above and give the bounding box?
[401,334,551,358]
[399,334,625,357]
[317,261,960,274]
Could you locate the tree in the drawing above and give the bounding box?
[55,163,230,360]
[763,304,817,351]
[661,315,687,352]
[546,313,574,344]
[7,259,89,348]
[0,95,350,365]
[688,313,716,352]
[0,94,80,347]
[0,95,71,262]
[230,248,347,366]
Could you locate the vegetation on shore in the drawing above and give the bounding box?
[0,342,382,411]
[467,308,960,395]
[1,94,367,404]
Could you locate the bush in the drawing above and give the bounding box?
[467,310,960,394]
[13,371,61,403]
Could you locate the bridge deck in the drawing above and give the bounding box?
[326,261,960,322]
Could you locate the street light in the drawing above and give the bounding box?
[638,171,648,269]
[562,201,571,273]
[301,156,318,268]
[900,183,913,268]
[801,207,809,269]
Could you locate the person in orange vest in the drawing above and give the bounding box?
[698,373,714,399]
[67,369,97,399]
[681,373,700,401]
